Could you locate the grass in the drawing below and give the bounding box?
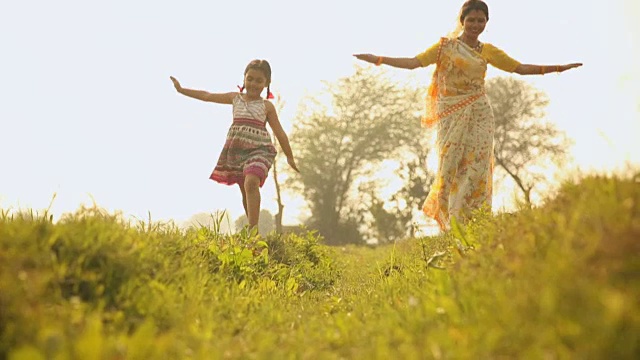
[1,173,639,359]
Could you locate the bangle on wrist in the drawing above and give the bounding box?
[375,56,384,66]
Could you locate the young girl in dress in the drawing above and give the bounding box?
[170,59,299,230]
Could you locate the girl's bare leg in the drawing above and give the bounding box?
[238,183,248,217]
[243,174,261,228]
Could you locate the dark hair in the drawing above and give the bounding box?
[459,0,489,24]
[241,59,272,99]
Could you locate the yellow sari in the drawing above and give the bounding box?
[422,38,495,230]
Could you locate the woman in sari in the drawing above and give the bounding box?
[354,0,582,231]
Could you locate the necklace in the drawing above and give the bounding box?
[458,37,483,52]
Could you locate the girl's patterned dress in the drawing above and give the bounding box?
[210,95,277,187]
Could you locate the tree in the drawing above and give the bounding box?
[356,134,434,243]
[234,209,275,234]
[360,183,408,243]
[288,67,425,245]
[388,137,433,238]
[486,77,572,205]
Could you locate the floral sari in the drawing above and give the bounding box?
[422,38,494,231]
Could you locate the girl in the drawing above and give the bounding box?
[170,59,299,230]
[354,0,581,231]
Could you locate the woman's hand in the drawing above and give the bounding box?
[170,76,182,91]
[287,156,300,173]
[558,63,583,73]
[353,54,378,64]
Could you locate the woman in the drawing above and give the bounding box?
[354,0,582,231]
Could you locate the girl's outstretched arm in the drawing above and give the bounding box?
[265,101,299,173]
[353,54,422,70]
[514,63,583,75]
[170,76,235,104]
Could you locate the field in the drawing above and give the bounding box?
[1,174,639,359]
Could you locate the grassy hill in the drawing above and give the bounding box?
[1,174,638,359]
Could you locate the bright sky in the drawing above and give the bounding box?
[1,0,638,226]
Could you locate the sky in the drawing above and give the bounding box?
[1,0,638,227]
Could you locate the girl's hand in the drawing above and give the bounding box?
[353,54,377,64]
[559,63,583,72]
[170,76,182,91]
[287,156,300,173]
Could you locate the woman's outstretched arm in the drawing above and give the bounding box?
[514,63,583,75]
[353,54,422,70]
